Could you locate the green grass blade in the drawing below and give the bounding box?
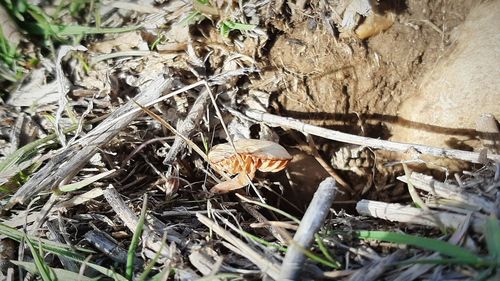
[126,194,148,280]
[12,260,98,281]
[356,231,484,265]
[195,273,241,280]
[148,267,172,281]
[0,134,55,173]
[396,257,496,267]
[243,230,287,252]
[137,233,168,281]
[63,255,128,281]
[55,24,141,36]
[179,11,206,26]
[484,216,500,264]
[0,125,77,174]
[236,194,300,224]
[223,20,256,31]
[246,231,340,269]
[315,234,341,268]
[0,26,20,68]
[301,245,341,269]
[26,24,141,37]
[24,236,55,281]
[0,223,92,259]
[1,222,127,281]
[235,206,339,269]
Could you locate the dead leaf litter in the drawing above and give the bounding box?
[0,0,499,280]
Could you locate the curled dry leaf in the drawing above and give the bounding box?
[208,139,292,193]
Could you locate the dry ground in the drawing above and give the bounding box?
[0,0,499,280]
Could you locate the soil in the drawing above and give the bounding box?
[258,0,475,136]
[248,0,478,203]
[1,1,497,279]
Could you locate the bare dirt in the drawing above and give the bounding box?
[259,0,475,137]
[248,0,480,204]
[1,1,498,280]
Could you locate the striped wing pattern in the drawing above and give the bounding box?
[207,139,292,193]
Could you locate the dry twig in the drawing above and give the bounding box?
[83,230,130,265]
[356,199,486,233]
[163,90,210,164]
[397,172,496,214]
[279,177,337,280]
[245,109,500,163]
[102,185,170,259]
[348,250,405,281]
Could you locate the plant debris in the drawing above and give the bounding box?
[0,0,499,280]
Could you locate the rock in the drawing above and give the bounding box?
[391,1,500,151]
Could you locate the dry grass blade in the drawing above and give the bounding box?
[53,188,104,211]
[3,76,173,210]
[162,89,210,164]
[133,98,230,184]
[239,200,292,244]
[402,163,446,232]
[196,213,281,280]
[54,45,87,147]
[133,100,208,162]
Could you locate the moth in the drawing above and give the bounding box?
[208,139,292,193]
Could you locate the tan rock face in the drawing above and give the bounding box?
[392,1,500,150]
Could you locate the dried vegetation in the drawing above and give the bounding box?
[0,0,499,280]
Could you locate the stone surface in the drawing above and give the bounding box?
[391,1,500,150]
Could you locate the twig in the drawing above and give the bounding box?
[348,250,405,281]
[103,185,170,259]
[83,230,131,265]
[356,199,486,233]
[402,164,446,232]
[4,76,174,210]
[239,200,292,244]
[163,90,210,164]
[397,172,496,215]
[196,213,281,280]
[279,177,337,281]
[244,109,500,163]
[307,135,353,193]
